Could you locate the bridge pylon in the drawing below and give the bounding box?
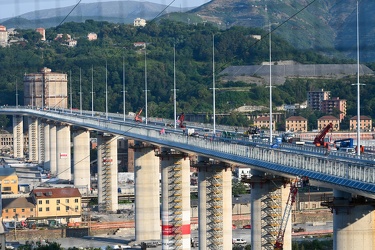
[192,158,232,250]
[97,133,118,212]
[157,149,191,249]
[130,141,161,241]
[246,170,292,250]
[321,190,375,250]
[12,115,24,159]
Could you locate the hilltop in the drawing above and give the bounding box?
[2,0,375,61]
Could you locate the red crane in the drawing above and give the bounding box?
[177,112,186,128]
[313,123,333,147]
[274,178,300,250]
[134,108,143,122]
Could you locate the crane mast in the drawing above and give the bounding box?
[274,178,299,250]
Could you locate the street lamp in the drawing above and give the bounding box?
[105,61,108,120]
[144,45,148,125]
[212,34,216,134]
[15,79,18,108]
[355,0,361,156]
[70,70,72,113]
[122,56,126,122]
[91,66,94,117]
[79,68,82,115]
[268,22,273,145]
[173,44,177,129]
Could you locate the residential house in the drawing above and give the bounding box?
[30,187,82,223]
[0,168,18,194]
[317,115,340,131]
[350,116,372,131]
[285,116,308,132]
[2,197,35,222]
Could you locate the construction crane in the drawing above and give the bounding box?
[177,112,186,128]
[313,123,333,147]
[134,108,143,122]
[274,178,300,250]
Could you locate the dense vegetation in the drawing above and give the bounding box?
[0,19,374,129]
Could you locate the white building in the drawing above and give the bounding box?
[134,18,146,27]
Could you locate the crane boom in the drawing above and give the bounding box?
[274,178,299,250]
[134,108,143,122]
[313,122,333,147]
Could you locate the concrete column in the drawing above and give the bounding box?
[56,124,71,181]
[38,119,45,165]
[49,125,57,175]
[73,129,90,195]
[197,160,232,250]
[250,170,292,250]
[332,190,375,250]
[159,149,190,249]
[12,115,24,159]
[97,133,118,212]
[133,142,160,241]
[28,117,39,163]
[44,123,50,170]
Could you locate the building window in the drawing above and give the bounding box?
[66,199,69,203]
[46,207,49,212]
[46,200,49,204]
[38,200,42,204]
[22,209,25,212]
[57,207,60,211]
[66,207,69,211]
[57,200,60,205]
[75,206,79,212]
[74,199,78,203]
[13,209,16,212]
[39,208,42,212]
[5,209,7,213]
[30,208,33,212]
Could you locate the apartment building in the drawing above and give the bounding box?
[2,197,35,222]
[307,89,330,111]
[30,187,82,223]
[321,97,347,121]
[350,116,372,131]
[0,168,19,194]
[317,115,340,131]
[285,116,308,132]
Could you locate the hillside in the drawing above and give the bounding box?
[1,1,191,29]
[2,0,375,62]
[190,0,375,62]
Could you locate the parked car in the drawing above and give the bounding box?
[232,224,237,229]
[243,224,251,229]
[232,238,247,244]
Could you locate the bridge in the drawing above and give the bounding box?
[1,106,375,250]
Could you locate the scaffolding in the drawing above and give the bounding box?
[29,118,38,163]
[261,186,282,249]
[168,160,183,249]
[100,139,112,212]
[207,169,223,249]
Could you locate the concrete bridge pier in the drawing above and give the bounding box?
[43,122,50,170]
[195,159,232,250]
[97,133,118,212]
[12,115,24,159]
[249,169,292,250]
[38,119,46,165]
[322,190,375,250]
[49,124,57,175]
[131,141,161,242]
[28,117,39,163]
[73,128,90,195]
[158,149,191,249]
[56,124,71,181]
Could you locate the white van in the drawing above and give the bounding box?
[339,147,355,154]
[232,238,247,244]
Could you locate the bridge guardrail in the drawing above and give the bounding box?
[2,106,375,197]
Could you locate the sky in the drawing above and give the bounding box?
[0,0,210,19]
